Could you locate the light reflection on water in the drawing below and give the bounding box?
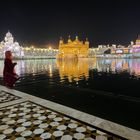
[95,59,140,77]
[56,59,89,82]
[0,58,140,82]
[0,59,57,77]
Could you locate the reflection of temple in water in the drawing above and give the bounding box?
[56,59,89,82]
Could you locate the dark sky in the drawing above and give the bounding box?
[0,0,140,48]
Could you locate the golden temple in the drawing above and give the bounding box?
[57,36,89,59]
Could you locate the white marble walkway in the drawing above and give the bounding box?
[0,85,140,140]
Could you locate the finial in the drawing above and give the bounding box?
[86,37,88,41]
[68,35,72,43]
[76,36,78,40]
[138,35,140,40]
[131,41,134,45]
[59,37,63,44]
[60,36,63,40]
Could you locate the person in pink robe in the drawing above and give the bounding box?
[3,51,19,88]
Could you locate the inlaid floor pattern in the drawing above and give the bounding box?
[0,101,122,140]
[0,90,20,104]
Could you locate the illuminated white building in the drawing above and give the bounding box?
[0,31,24,58]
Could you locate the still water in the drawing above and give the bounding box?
[0,58,140,97]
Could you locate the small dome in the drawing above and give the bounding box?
[6,31,12,38]
[14,42,19,45]
[75,36,78,40]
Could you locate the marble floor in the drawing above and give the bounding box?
[0,85,140,140]
[0,90,20,104]
[0,101,113,140]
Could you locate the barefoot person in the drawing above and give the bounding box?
[3,51,19,88]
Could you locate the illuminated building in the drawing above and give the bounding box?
[111,46,132,55]
[132,35,140,55]
[0,32,59,59]
[57,36,89,59]
[0,31,24,58]
[22,46,58,59]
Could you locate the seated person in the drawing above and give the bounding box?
[3,51,20,88]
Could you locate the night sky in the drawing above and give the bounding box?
[0,0,140,48]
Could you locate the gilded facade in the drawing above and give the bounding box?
[57,36,89,59]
